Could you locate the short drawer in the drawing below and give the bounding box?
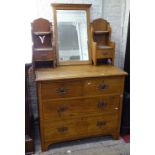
[43,95,120,120]
[33,51,54,60]
[40,80,82,100]
[96,48,113,59]
[43,114,118,142]
[84,77,124,96]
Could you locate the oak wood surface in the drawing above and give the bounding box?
[42,95,120,120]
[83,77,124,96]
[96,49,113,59]
[41,80,83,100]
[43,113,118,142]
[36,65,127,151]
[51,3,92,9]
[35,65,127,81]
[33,51,55,61]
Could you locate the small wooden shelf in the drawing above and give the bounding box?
[31,18,56,69]
[33,31,51,35]
[97,45,112,49]
[34,47,53,51]
[91,18,115,65]
[94,31,109,35]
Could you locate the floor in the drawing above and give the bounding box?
[33,125,130,155]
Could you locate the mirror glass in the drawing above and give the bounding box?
[57,10,89,62]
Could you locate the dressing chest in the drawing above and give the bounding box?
[32,3,128,152]
[35,65,127,151]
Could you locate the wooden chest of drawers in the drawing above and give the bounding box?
[35,65,127,151]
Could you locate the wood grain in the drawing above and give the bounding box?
[96,48,113,59]
[41,80,82,100]
[43,114,118,142]
[36,64,127,151]
[35,65,127,81]
[42,95,120,120]
[84,77,124,96]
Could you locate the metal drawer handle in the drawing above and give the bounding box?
[58,127,68,133]
[98,83,108,90]
[57,106,68,113]
[56,87,68,94]
[98,101,107,108]
[96,121,106,127]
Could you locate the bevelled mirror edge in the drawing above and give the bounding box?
[51,3,92,66]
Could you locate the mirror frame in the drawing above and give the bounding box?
[52,3,92,66]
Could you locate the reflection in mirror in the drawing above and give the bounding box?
[57,10,89,62]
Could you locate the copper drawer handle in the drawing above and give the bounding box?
[98,101,107,108]
[57,106,68,113]
[58,127,68,133]
[56,87,68,94]
[98,83,108,90]
[96,121,106,128]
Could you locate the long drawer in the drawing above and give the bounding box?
[43,114,118,142]
[84,77,123,96]
[43,95,120,120]
[40,80,82,100]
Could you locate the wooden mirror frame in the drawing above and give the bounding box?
[51,3,92,66]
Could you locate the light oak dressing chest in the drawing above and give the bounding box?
[35,65,127,151]
[32,3,128,152]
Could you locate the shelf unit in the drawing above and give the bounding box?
[31,18,56,69]
[93,30,109,35]
[91,18,115,65]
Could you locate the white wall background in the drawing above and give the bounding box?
[102,0,130,68]
[26,0,129,68]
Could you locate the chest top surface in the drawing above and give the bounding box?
[35,65,127,81]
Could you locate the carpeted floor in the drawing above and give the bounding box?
[34,125,130,155]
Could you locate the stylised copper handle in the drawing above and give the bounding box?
[57,106,68,113]
[98,101,107,108]
[98,83,108,90]
[56,87,68,94]
[96,121,106,127]
[58,127,68,133]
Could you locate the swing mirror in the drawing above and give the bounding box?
[52,3,91,65]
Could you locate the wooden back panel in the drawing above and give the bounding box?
[92,18,108,31]
[31,18,53,48]
[31,18,50,32]
[91,18,111,45]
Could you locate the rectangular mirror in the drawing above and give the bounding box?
[52,4,92,65]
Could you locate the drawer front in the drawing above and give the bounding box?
[41,81,82,100]
[43,95,120,120]
[97,49,113,59]
[84,77,123,96]
[33,51,54,60]
[43,114,118,142]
